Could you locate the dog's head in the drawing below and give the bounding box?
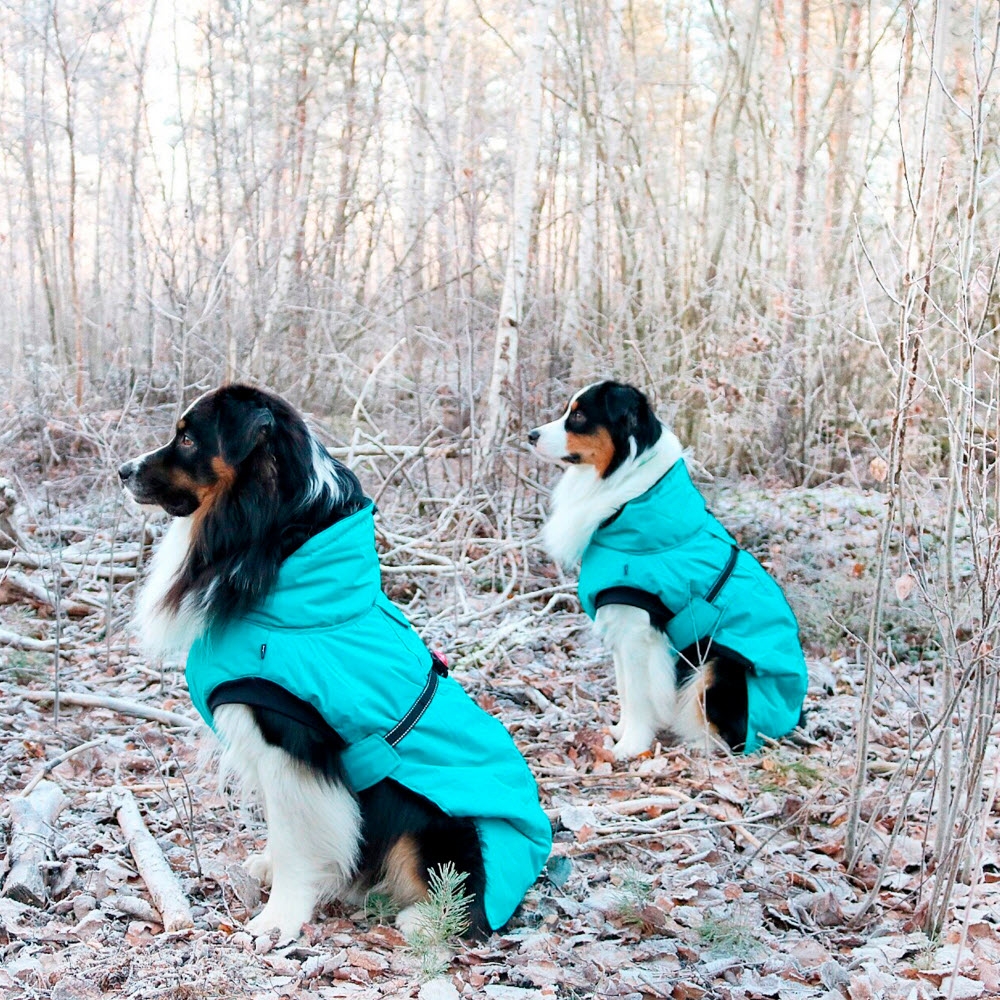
[528,381,662,478]
[118,385,282,518]
[120,384,366,629]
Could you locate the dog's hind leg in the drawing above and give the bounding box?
[596,604,677,759]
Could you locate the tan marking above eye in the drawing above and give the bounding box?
[177,419,186,432]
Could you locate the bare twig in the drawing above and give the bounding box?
[18,734,111,799]
[12,688,196,728]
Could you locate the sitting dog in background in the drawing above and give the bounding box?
[529,381,807,759]
[119,384,551,940]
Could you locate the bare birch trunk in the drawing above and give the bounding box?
[769,0,810,475]
[405,2,429,305]
[262,4,314,373]
[52,7,84,405]
[476,0,553,476]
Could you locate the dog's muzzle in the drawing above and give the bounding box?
[118,460,137,486]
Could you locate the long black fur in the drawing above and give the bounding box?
[165,386,367,623]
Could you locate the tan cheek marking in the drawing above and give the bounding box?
[169,458,236,517]
[382,835,428,907]
[565,427,615,476]
[168,468,202,497]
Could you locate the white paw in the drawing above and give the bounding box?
[612,731,654,760]
[608,721,623,740]
[244,850,273,887]
[394,904,425,940]
[244,902,307,941]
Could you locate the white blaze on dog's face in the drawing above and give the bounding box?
[528,382,660,479]
[527,384,615,475]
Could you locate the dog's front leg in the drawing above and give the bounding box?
[596,604,676,760]
[216,705,361,940]
[244,751,361,939]
[606,642,630,741]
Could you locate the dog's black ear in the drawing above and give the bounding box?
[604,383,645,431]
[605,383,661,454]
[221,404,275,466]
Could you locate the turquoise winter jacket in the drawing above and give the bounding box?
[184,503,552,931]
[577,460,808,752]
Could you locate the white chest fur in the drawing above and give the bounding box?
[134,517,204,657]
[541,430,684,568]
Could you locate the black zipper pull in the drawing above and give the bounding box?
[260,643,267,659]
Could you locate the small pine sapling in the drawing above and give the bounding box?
[405,863,472,979]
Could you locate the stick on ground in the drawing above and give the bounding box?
[606,790,762,848]
[2,780,67,906]
[110,787,194,933]
[0,629,57,652]
[13,689,196,728]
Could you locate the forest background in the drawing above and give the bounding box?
[0,0,998,996]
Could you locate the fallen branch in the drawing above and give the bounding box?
[0,550,138,579]
[1,569,95,617]
[110,787,194,933]
[0,546,142,567]
[379,563,459,575]
[326,443,465,460]
[19,735,111,799]
[605,790,762,849]
[0,629,56,652]
[0,478,24,548]
[12,689,197,728]
[424,584,577,629]
[2,780,67,906]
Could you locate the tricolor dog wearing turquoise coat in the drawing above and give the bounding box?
[120,385,551,940]
[529,382,807,759]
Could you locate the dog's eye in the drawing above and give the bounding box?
[567,411,586,429]
[178,433,195,449]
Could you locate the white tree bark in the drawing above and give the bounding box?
[477,0,553,473]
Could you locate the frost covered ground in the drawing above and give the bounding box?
[1,455,998,1000]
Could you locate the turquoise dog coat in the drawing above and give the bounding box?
[577,460,808,752]
[184,503,552,931]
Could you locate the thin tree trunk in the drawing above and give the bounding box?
[53,12,84,407]
[477,0,553,476]
[769,0,810,474]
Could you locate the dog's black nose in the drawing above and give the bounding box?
[527,429,540,444]
[118,462,133,483]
